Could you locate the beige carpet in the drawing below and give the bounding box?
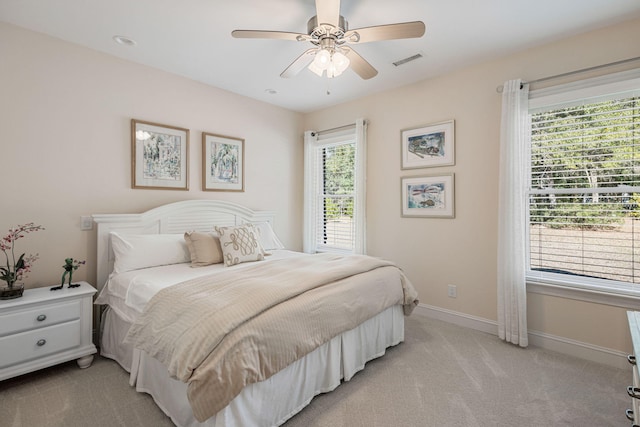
[0,314,630,426]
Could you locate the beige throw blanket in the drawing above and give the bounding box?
[125,253,418,422]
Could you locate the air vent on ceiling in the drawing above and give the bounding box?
[392,53,423,67]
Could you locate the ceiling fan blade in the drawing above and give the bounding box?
[315,0,341,27]
[280,48,317,78]
[344,21,425,43]
[343,48,378,80]
[232,30,308,41]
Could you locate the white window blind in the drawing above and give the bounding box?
[303,119,366,254]
[316,142,354,251]
[527,73,640,295]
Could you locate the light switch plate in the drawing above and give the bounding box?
[80,216,93,231]
[447,284,457,298]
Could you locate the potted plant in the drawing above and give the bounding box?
[0,222,44,300]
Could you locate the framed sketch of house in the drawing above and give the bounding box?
[202,132,244,192]
[131,119,189,190]
[401,120,455,169]
[401,174,455,218]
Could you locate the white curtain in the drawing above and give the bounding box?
[497,79,530,347]
[303,130,318,254]
[353,119,367,255]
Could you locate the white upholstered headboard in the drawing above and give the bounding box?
[92,200,276,290]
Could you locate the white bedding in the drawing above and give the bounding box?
[96,249,409,426]
[93,201,412,427]
[95,250,303,321]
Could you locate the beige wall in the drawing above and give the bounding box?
[0,23,304,289]
[302,18,640,354]
[3,17,640,356]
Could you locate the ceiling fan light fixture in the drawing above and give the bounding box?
[308,60,325,77]
[332,50,350,73]
[308,47,350,78]
[312,49,332,70]
[327,64,344,78]
[232,0,425,81]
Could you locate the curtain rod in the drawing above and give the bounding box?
[496,55,640,93]
[311,122,357,137]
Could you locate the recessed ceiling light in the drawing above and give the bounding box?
[265,89,277,95]
[112,35,136,46]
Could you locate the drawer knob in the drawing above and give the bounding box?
[36,339,46,347]
[36,314,47,322]
[629,355,637,365]
[628,386,640,399]
[627,409,635,421]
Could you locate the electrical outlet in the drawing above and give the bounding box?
[80,216,93,231]
[447,284,457,298]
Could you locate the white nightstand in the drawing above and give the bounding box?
[0,281,97,381]
[627,311,640,426]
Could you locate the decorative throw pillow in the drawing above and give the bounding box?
[110,232,190,273]
[184,232,224,267]
[215,224,265,266]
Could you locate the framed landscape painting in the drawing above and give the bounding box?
[401,120,455,169]
[131,119,189,190]
[401,174,455,218]
[202,132,244,192]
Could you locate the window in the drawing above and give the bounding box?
[527,70,640,298]
[303,119,366,254]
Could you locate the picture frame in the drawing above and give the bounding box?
[401,174,455,218]
[131,119,189,190]
[401,120,455,169]
[202,132,245,192]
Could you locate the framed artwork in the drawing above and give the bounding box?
[401,174,455,218]
[131,119,189,190]
[401,120,455,169]
[202,132,244,192]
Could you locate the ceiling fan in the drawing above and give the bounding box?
[231,0,425,80]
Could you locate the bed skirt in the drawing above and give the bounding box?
[100,305,405,427]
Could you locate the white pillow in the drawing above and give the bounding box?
[252,221,285,250]
[110,232,190,273]
[215,224,265,267]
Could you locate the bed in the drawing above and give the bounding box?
[92,200,418,427]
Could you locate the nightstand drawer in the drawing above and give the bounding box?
[0,299,81,337]
[0,319,81,369]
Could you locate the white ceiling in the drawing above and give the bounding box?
[2,0,640,113]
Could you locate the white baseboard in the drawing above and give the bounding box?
[527,329,629,369]
[414,303,629,370]
[413,304,498,335]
